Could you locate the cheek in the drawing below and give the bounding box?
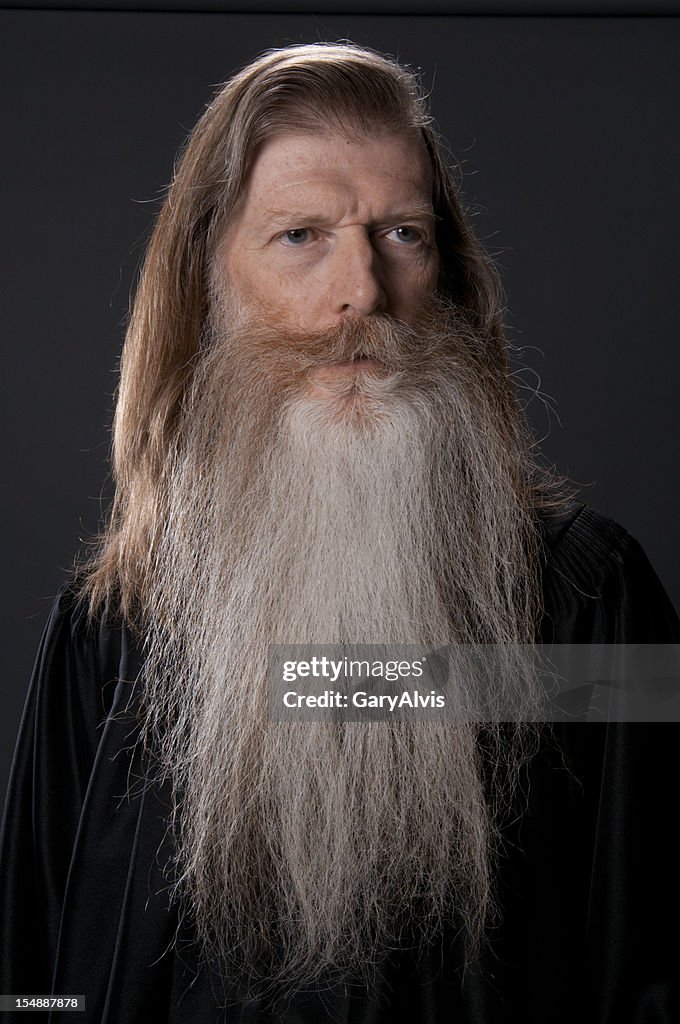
[266,265,330,319]
[386,257,438,321]
[419,250,440,292]
[224,252,291,315]
[263,273,310,317]
[395,254,439,300]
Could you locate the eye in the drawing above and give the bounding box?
[280,228,313,246]
[386,225,424,245]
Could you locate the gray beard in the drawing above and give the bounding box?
[140,298,544,996]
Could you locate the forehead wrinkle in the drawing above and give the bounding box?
[250,160,433,218]
[257,177,436,230]
[259,166,432,201]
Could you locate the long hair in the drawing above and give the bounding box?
[80,41,572,622]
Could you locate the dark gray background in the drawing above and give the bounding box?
[2,11,679,797]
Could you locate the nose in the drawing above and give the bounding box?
[332,230,387,318]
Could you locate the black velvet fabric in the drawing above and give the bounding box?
[2,502,679,1022]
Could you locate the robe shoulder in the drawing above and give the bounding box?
[539,500,680,642]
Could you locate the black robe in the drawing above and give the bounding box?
[2,502,680,1023]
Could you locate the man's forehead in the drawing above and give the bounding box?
[238,129,435,227]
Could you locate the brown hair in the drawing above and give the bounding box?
[80,41,572,621]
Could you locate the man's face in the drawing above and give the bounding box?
[218,128,439,349]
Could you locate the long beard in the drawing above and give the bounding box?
[140,296,544,997]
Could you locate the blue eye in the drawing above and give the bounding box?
[389,226,422,244]
[282,228,311,245]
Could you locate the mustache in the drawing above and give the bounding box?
[209,293,481,379]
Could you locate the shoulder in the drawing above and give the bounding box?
[31,580,138,744]
[540,501,630,578]
[538,501,680,642]
[0,582,146,987]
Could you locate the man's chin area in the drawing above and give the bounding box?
[304,360,404,423]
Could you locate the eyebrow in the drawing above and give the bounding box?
[261,205,440,229]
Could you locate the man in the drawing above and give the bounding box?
[1,41,679,1023]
